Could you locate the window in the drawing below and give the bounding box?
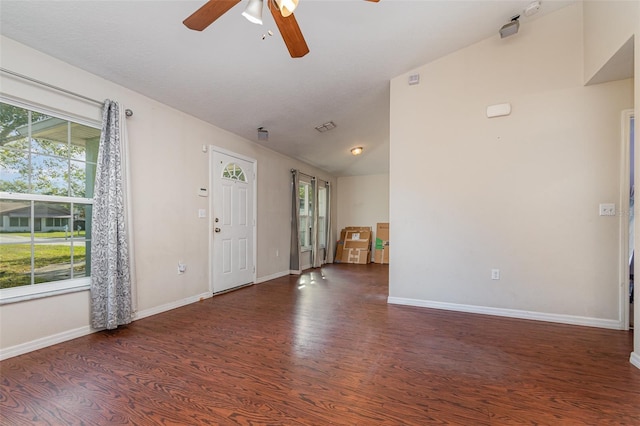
[222,163,246,182]
[0,101,99,301]
[45,217,68,228]
[299,180,312,250]
[297,180,329,251]
[9,217,29,228]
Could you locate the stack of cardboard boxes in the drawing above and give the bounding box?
[335,226,372,264]
[334,223,389,265]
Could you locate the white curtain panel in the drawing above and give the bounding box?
[90,100,134,330]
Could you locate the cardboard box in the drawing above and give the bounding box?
[374,245,389,264]
[345,248,370,264]
[335,227,371,263]
[335,240,345,263]
[374,222,389,264]
[341,228,372,264]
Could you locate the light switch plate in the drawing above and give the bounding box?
[599,203,615,216]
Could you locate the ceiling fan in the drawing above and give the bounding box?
[183,0,380,58]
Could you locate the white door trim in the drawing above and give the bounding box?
[208,145,257,294]
[619,109,634,330]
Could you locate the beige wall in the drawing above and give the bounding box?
[337,173,389,255]
[0,36,336,356]
[583,0,640,367]
[389,4,633,328]
[635,2,640,369]
[583,0,638,84]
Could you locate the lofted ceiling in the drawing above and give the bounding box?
[0,0,576,176]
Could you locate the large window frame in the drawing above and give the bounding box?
[0,98,100,304]
[297,178,329,251]
[299,179,312,251]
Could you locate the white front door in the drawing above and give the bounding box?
[210,148,256,293]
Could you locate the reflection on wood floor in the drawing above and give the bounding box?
[1,263,639,424]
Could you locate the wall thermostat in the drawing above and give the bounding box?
[198,187,208,197]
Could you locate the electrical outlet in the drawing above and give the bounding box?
[491,269,500,280]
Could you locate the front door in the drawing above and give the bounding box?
[210,148,255,293]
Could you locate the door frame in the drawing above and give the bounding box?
[208,145,257,294]
[619,109,634,330]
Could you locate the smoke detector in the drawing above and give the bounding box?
[523,1,541,17]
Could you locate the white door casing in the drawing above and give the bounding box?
[210,148,256,293]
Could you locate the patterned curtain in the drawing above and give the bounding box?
[90,100,133,330]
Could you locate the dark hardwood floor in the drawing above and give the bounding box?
[1,264,639,425]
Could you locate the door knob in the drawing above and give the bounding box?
[214,227,221,233]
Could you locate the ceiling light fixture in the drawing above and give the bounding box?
[242,0,264,25]
[275,0,299,17]
[499,15,520,38]
[315,121,336,132]
[351,147,363,156]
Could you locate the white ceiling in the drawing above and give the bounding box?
[0,0,576,176]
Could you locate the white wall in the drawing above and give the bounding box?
[337,173,389,249]
[389,3,633,329]
[0,36,336,357]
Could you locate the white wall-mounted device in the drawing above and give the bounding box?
[198,187,208,197]
[486,103,512,118]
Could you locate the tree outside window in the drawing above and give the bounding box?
[0,101,99,290]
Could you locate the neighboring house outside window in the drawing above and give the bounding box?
[0,100,100,302]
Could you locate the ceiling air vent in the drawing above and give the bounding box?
[315,121,337,132]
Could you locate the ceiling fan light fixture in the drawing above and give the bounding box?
[275,0,298,17]
[351,147,363,156]
[242,0,264,25]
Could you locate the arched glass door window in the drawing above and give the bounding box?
[222,163,246,182]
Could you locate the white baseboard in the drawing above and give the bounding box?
[255,270,290,284]
[134,291,213,321]
[0,325,92,361]
[1,292,214,361]
[631,352,640,370]
[387,297,623,330]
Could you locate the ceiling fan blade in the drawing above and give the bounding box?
[183,0,241,31]
[269,0,309,58]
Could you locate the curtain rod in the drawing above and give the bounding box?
[0,67,134,117]
[1,67,103,106]
[291,169,330,185]
[291,169,315,180]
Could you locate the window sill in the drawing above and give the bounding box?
[0,278,91,305]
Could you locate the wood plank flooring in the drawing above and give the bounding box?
[1,264,639,425]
